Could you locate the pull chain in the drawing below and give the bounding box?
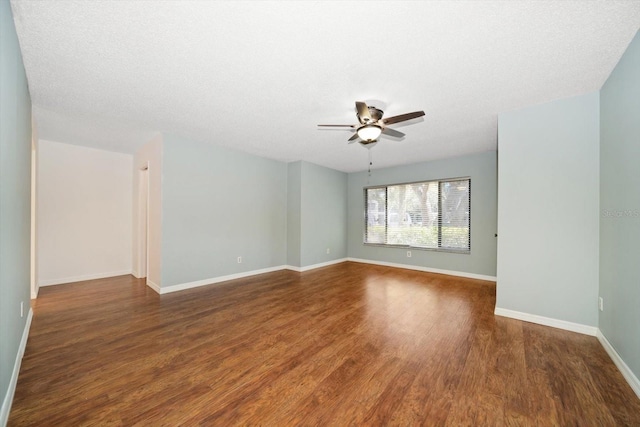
[367,148,372,182]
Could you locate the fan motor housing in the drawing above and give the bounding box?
[366,106,384,122]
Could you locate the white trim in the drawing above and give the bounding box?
[346,257,497,282]
[150,258,493,295]
[158,265,288,295]
[597,329,640,399]
[1,308,33,426]
[285,258,349,272]
[145,279,161,294]
[38,270,132,287]
[494,307,598,336]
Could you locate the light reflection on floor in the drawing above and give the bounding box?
[358,269,483,361]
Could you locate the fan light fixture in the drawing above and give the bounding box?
[357,125,382,142]
[317,101,425,146]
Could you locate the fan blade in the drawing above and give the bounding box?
[356,101,372,123]
[382,111,425,125]
[318,124,357,128]
[382,127,405,138]
[348,133,360,142]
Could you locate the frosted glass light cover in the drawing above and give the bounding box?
[357,125,382,141]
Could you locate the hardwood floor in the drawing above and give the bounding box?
[9,262,640,426]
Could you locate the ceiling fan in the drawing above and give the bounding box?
[318,101,425,145]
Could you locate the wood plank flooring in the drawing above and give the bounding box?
[9,262,640,426]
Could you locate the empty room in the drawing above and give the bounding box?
[2,1,640,425]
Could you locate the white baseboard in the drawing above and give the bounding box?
[1,308,33,426]
[285,258,349,273]
[145,279,161,294]
[346,257,497,282]
[149,259,350,294]
[597,329,640,399]
[149,258,493,295]
[157,265,288,295]
[494,307,598,336]
[38,270,132,287]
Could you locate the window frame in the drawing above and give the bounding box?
[363,176,471,253]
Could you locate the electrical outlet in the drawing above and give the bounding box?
[20,301,24,318]
[326,248,330,254]
[599,297,604,311]
[237,256,242,264]
[407,251,412,258]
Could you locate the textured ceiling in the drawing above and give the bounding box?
[10,0,640,172]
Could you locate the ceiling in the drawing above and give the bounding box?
[10,1,640,173]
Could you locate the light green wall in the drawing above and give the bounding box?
[299,161,347,267]
[347,151,497,277]
[600,31,640,379]
[161,134,287,287]
[286,161,348,268]
[497,92,600,326]
[0,0,32,419]
[286,162,301,267]
[162,143,490,276]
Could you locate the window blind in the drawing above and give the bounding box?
[365,178,470,252]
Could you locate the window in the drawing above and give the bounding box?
[365,178,470,252]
